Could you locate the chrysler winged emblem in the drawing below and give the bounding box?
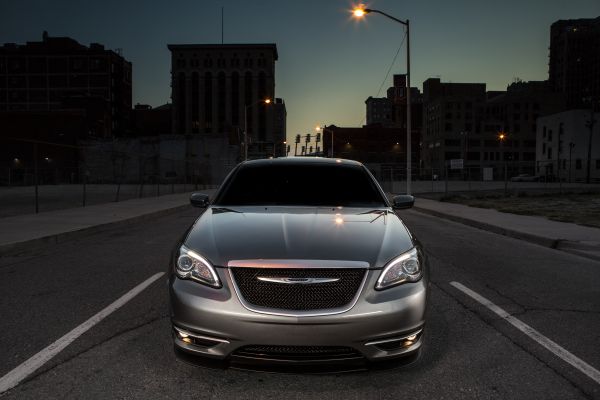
[257,276,340,284]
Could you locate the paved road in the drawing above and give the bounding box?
[0,208,598,399]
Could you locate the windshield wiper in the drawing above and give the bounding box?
[212,207,243,214]
[357,209,391,224]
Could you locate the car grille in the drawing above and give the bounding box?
[230,268,365,312]
[234,345,362,361]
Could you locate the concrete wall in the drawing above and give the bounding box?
[80,135,239,185]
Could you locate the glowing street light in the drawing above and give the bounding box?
[352,5,413,195]
[353,7,367,17]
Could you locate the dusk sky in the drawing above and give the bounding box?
[2,0,599,141]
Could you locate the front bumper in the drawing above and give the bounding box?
[169,268,428,364]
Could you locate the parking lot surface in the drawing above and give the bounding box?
[1,208,598,399]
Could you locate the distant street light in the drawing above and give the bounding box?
[498,131,508,195]
[353,4,413,195]
[244,98,272,160]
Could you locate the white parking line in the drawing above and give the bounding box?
[0,272,165,394]
[450,281,600,385]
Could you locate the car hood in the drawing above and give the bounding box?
[183,206,414,269]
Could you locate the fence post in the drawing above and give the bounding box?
[82,165,87,207]
[34,142,39,213]
[431,168,434,192]
[444,165,448,195]
[157,174,160,197]
[504,162,508,196]
[467,166,472,192]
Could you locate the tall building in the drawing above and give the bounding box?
[549,17,600,108]
[365,96,393,126]
[167,43,285,159]
[484,81,563,175]
[272,98,287,157]
[421,78,487,174]
[537,110,600,182]
[0,31,132,137]
[386,74,423,170]
[421,78,563,178]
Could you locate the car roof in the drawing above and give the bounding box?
[241,157,364,167]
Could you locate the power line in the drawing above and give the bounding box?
[357,31,407,126]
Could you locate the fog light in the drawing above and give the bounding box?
[366,329,423,351]
[178,331,189,339]
[173,326,230,348]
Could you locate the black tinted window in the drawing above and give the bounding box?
[216,163,386,207]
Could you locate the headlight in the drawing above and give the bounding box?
[376,248,421,290]
[175,245,221,288]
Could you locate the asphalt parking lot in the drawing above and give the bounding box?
[0,207,598,399]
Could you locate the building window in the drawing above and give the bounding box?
[258,71,267,141]
[191,72,199,133]
[231,71,240,125]
[576,159,582,170]
[177,72,186,133]
[204,72,212,132]
[217,71,226,133]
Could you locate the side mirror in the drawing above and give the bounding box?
[392,195,414,210]
[190,192,210,208]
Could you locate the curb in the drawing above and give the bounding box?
[412,206,600,263]
[413,206,558,248]
[0,203,192,256]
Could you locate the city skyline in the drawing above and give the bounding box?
[2,0,599,142]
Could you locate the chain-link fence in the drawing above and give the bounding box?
[0,137,227,218]
[370,161,600,196]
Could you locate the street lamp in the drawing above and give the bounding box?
[498,131,508,195]
[353,5,413,195]
[244,98,271,160]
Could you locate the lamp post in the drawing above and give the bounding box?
[353,5,412,195]
[244,98,271,160]
[498,132,507,195]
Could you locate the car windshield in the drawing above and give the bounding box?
[214,163,387,207]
